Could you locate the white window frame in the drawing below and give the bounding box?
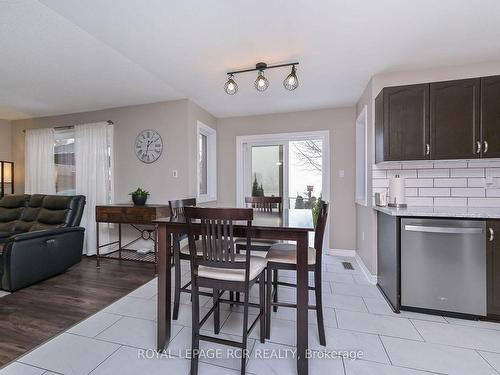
[355,105,368,206]
[197,121,217,203]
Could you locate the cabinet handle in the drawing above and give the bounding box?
[484,140,489,154]
[489,227,495,242]
[425,143,430,156]
[476,140,482,154]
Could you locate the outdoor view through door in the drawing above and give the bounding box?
[248,139,323,244]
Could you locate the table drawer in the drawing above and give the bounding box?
[96,206,169,224]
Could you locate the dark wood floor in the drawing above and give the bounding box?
[0,257,155,367]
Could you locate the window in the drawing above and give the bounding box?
[355,105,368,206]
[54,128,76,195]
[197,122,216,202]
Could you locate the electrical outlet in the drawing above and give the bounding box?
[172,170,178,178]
[362,231,365,241]
[339,170,345,178]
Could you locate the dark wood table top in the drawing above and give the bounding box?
[96,203,169,208]
[154,208,315,232]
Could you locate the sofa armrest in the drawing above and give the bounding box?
[9,227,84,242]
[1,227,85,292]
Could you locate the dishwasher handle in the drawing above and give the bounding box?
[404,225,484,235]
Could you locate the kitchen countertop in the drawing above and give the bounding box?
[374,205,500,219]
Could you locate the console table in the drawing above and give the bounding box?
[95,204,170,270]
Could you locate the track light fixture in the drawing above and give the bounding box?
[224,74,238,95]
[283,65,299,91]
[224,61,299,95]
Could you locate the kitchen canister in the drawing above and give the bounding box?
[388,174,407,208]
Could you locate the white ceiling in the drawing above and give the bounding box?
[1,0,500,120]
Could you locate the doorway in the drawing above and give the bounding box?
[236,131,330,246]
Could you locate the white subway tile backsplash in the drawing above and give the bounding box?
[372,170,387,179]
[372,159,500,209]
[486,189,500,197]
[450,168,485,178]
[373,162,401,170]
[386,169,417,179]
[468,198,500,207]
[406,197,434,206]
[433,161,468,169]
[373,179,389,188]
[418,169,449,178]
[434,178,467,188]
[486,168,500,177]
[451,188,486,197]
[419,188,450,197]
[405,178,434,188]
[434,198,468,207]
[468,178,486,188]
[405,188,418,197]
[467,159,500,168]
[401,161,434,169]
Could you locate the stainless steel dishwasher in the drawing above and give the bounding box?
[401,218,486,316]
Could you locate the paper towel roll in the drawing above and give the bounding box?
[389,174,406,206]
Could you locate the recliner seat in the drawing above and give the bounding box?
[0,194,86,291]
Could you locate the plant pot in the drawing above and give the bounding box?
[132,195,148,206]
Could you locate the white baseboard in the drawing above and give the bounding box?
[354,253,378,285]
[325,248,356,257]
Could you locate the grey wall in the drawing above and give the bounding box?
[0,119,12,161]
[10,99,216,204]
[216,107,357,251]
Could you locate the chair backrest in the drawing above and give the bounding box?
[184,207,254,281]
[314,201,329,257]
[169,198,196,218]
[244,196,282,212]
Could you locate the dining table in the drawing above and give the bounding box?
[154,208,315,375]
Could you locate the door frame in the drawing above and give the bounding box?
[236,130,331,245]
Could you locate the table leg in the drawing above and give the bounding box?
[96,222,100,268]
[157,223,172,351]
[118,223,122,260]
[296,232,309,375]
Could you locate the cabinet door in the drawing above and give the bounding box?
[375,91,384,163]
[430,78,481,160]
[481,76,500,158]
[383,84,430,161]
[487,221,500,317]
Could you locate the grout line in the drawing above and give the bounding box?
[377,335,393,365]
[86,344,123,374]
[476,350,500,375]
[408,318,426,342]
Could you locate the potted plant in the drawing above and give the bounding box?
[129,187,150,206]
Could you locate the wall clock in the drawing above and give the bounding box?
[134,129,163,164]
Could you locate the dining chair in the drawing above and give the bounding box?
[184,206,267,375]
[265,201,329,346]
[244,196,283,212]
[169,198,199,320]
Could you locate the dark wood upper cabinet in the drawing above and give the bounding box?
[487,220,500,318]
[384,84,429,161]
[481,76,500,158]
[375,84,429,163]
[430,78,481,160]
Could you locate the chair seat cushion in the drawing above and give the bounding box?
[266,243,316,265]
[180,240,204,256]
[198,255,267,282]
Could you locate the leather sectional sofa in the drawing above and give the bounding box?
[0,194,86,291]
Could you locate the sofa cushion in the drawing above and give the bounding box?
[0,195,29,235]
[14,195,44,233]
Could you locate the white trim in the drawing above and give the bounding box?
[197,121,217,203]
[236,130,331,246]
[325,248,356,257]
[355,252,378,285]
[355,105,368,206]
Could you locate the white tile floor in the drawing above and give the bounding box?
[2,255,500,375]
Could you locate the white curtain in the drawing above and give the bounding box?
[75,122,114,255]
[25,128,56,194]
